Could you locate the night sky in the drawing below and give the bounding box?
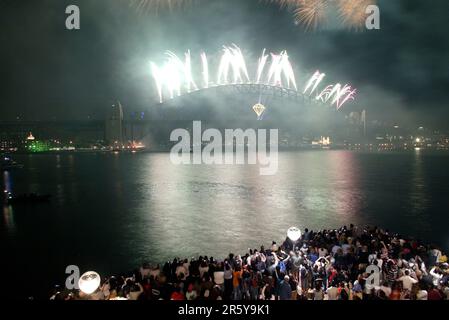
[1,0,449,128]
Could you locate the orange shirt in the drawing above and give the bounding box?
[390,290,401,300]
[233,270,243,288]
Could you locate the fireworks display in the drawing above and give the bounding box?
[127,0,376,31]
[217,45,250,85]
[150,45,356,110]
[271,0,377,30]
[303,70,326,96]
[315,83,356,110]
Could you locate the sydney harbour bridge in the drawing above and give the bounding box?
[132,45,360,144]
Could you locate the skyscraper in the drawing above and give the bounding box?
[361,110,367,137]
[105,102,124,147]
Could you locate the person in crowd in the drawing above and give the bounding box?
[396,269,418,291]
[185,284,197,300]
[276,275,290,300]
[232,266,243,300]
[127,283,143,300]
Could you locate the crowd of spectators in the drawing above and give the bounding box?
[51,225,449,301]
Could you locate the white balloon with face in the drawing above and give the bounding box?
[287,227,302,242]
[78,271,101,295]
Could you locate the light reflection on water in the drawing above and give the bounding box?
[2,205,15,232]
[2,171,15,233]
[406,149,431,231]
[1,150,448,297]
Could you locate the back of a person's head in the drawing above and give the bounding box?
[53,292,64,301]
[132,284,140,292]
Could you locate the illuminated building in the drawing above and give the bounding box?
[312,136,331,148]
[105,102,124,147]
[26,140,50,153]
[0,140,17,151]
[26,132,35,141]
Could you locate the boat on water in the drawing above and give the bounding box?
[1,155,24,170]
[6,192,51,205]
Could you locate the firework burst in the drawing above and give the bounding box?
[293,0,329,31]
[338,0,376,30]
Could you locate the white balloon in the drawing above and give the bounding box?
[78,271,101,295]
[287,227,302,242]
